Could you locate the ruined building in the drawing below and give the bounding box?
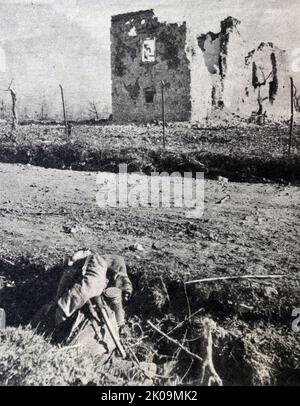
[111,10,191,123]
[111,9,290,123]
[0,5,289,123]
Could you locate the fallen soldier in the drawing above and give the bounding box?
[34,249,132,363]
[33,250,165,382]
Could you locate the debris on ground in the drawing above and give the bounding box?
[152,241,166,250]
[130,243,144,252]
[216,195,231,204]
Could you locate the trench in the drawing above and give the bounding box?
[0,259,299,386]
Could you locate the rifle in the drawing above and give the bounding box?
[87,298,126,359]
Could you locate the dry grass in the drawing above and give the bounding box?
[0,325,152,386]
[0,326,107,386]
[0,122,299,182]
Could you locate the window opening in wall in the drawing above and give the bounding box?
[142,38,156,62]
[144,87,156,103]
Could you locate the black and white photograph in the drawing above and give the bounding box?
[0,0,299,390]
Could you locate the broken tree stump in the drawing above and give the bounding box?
[200,318,223,386]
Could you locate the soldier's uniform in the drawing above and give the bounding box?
[33,252,165,382]
[35,252,132,364]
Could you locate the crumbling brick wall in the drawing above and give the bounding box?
[110,9,191,123]
[111,10,290,124]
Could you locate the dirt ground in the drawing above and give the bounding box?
[0,162,299,273]
[0,162,299,385]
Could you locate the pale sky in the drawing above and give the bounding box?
[3,0,300,52]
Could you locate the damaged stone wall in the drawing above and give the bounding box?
[190,17,246,121]
[111,9,191,123]
[242,42,290,121]
[111,10,290,123]
[197,30,223,107]
[196,17,244,109]
[191,17,290,122]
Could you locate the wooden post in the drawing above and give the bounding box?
[0,278,5,330]
[59,84,68,137]
[288,77,294,155]
[0,308,5,330]
[161,80,166,148]
[7,80,18,130]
